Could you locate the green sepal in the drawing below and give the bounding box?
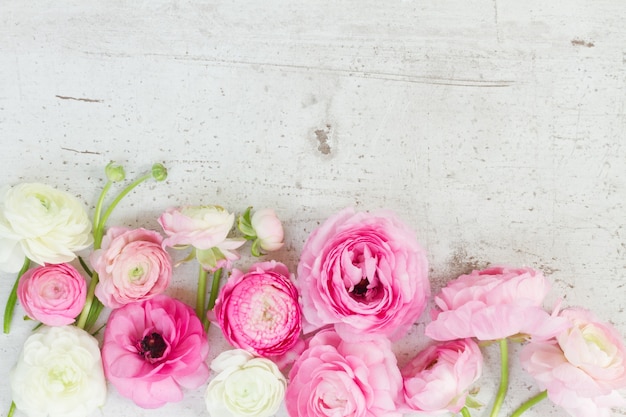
[237,206,257,238]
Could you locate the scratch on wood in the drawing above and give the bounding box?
[571,38,594,48]
[61,147,101,155]
[55,95,103,103]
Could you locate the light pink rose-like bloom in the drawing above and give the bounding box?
[425,266,568,342]
[17,263,86,326]
[91,227,172,309]
[158,205,245,271]
[214,260,302,358]
[521,307,626,417]
[102,295,210,408]
[297,207,429,341]
[286,328,403,417]
[251,208,284,252]
[401,339,483,414]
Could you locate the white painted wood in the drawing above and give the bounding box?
[1,0,626,416]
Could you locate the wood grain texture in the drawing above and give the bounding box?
[1,0,626,416]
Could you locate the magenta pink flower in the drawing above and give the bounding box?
[297,207,429,341]
[286,329,403,417]
[17,263,86,326]
[91,227,172,309]
[101,295,209,408]
[401,339,483,414]
[425,266,568,341]
[214,261,302,358]
[521,307,626,417]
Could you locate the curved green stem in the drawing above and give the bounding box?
[205,268,223,331]
[7,401,16,417]
[510,391,548,417]
[460,406,472,417]
[76,271,100,330]
[489,338,509,417]
[3,258,30,334]
[92,180,113,243]
[93,172,152,244]
[196,266,208,323]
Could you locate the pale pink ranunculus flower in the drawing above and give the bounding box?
[101,295,210,408]
[297,207,429,341]
[521,307,626,417]
[425,266,568,342]
[251,208,284,252]
[91,227,172,309]
[214,260,302,359]
[286,328,403,417]
[158,205,245,271]
[17,263,87,326]
[401,339,483,414]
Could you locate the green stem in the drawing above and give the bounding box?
[92,180,113,243]
[510,391,548,417]
[196,266,208,323]
[93,172,152,245]
[460,406,472,417]
[76,272,99,329]
[3,258,30,334]
[489,338,509,417]
[8,401,15,417]
[205,268,223,330]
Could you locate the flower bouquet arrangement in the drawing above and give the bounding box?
[2,162,626,417]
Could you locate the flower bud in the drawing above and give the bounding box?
[151,163,167,181]
[105,162,126,182]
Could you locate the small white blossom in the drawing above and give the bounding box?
[10,325,107,417]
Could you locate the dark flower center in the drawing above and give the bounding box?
[352,278,369,296]
[138,332,167,360]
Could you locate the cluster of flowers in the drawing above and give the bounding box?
[1,163,626,417]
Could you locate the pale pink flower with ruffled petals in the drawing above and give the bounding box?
[251,208,284,252]
[297,207,429,341]
[102,295,209,408]
[91,227,172,309]
[401,339,483,414]
[521,307,626,417]
[286,328,403,417]
[214,261,302,358]
[425,266,568,341]
[17,263,86,326]
[158,205,244,271]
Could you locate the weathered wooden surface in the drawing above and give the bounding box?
[1,1,626,416]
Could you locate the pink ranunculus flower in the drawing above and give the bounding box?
[425,266,569,342]
[158,205,245,271]
[297,207,429,341]
[401,339,483,414]
[521,307,626,417]
[17,263,87,326]
[286,328,403,417]
[91,227,172,309]
[101,294,210,408]
[251,208,284,252]
[214,261,302,358]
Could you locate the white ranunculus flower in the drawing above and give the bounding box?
[10,325,107,417]
[0,183,93,272]
[205,349,286,417]
[251,208,284,252]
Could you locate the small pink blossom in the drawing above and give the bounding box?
[214,261,302,358]
[17,263,86,326]
[425,266,568,341]
[102,295,210,408]
[158,205,245,271]
[401,339,483,414]
[521,307,626,417]
[286,328,403,417]
[251,208,284,252]
[297,207,430,341]
[91,227,172,309]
